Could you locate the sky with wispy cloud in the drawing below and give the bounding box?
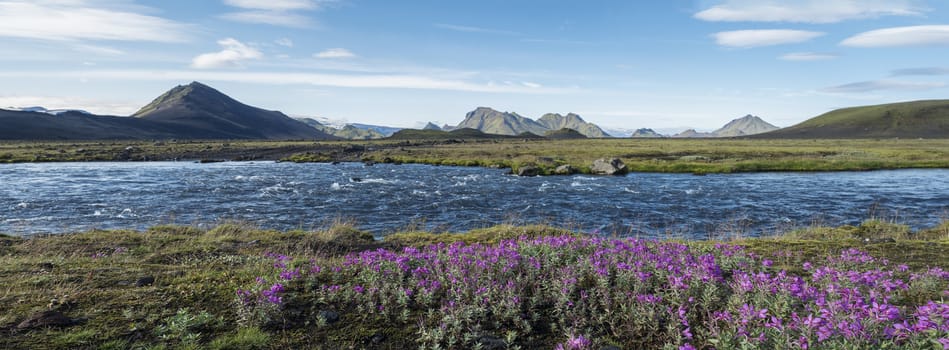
[1,0,948,130]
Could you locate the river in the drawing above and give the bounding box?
[2,162,946,238]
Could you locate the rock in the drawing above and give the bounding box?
[516,166,541,177]
[38,262,55,271]
[318,310,340,324]
[476,335,507,350]
[554,164,577,175]
[135,276,155,287]
[369,333,386,344]
[17,310,76,330]
[591,158,628,175]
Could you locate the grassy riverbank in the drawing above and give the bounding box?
[1,221,946,349]
[2,138,949,174]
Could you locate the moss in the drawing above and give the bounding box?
[208,327,271,350]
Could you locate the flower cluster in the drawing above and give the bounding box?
[238,236,949,349]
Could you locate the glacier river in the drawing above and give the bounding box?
[1,162,947,238]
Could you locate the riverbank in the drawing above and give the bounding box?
[1,221,946,349]
[3,138,949,174]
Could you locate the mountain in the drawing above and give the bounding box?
[422,122,442,131]
[297,117,385,139]
[536,113,610,137]
[757,100,949,139]
[348,123,403,137]
[454,107,550,136]
[451,107,611,137]
[672,129,714,138]
[603,127,634,137]
[387,127,541,140]
[0,108,182,140]
[712,115,779,137]
[630,128,664,138]
[4,106,92,115]
[132,82,334,140]
[672,115,778,138]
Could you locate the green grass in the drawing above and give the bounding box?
[2,138,948,174]
[1,221,945,348]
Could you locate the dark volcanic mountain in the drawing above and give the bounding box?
[1,82,337,140]
[0,108,181,140]
[756,100,949,138]
[133,82,335,140]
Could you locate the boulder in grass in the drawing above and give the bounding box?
[17,310,76,330]
[591,158,628,175]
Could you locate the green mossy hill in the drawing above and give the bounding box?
[759,99,949,139]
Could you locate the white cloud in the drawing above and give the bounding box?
[191,38,263,69]
[891,67,949,76]
[434,23,520,36]
[221,0,330,27]
[841,25,949,47]
[223,0,320,11]
[275,38,294,47]
[521,82,541,88]
[713,30,824,48]
[695,0,925,23]
[779,52,838,61]
[72,44,126,56]
[314,48,356,59]
[0,69,571,95]
[822,80,945,93]
[0,0,188,42]
[220,11,313,28]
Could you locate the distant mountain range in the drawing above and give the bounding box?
[296,117,387,140]
[670,115,779,138]
[446,107,610,137]
[1,81,945,140]
[0,82,335,140]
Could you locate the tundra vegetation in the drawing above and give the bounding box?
[0,220,947,349]
[2,138,948,175]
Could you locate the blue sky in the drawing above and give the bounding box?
[1,0,949,131]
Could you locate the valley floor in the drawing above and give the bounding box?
[3,138,949,174]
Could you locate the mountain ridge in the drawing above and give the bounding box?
[451,107,608,137]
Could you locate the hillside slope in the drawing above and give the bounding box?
[759,100,949,138]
